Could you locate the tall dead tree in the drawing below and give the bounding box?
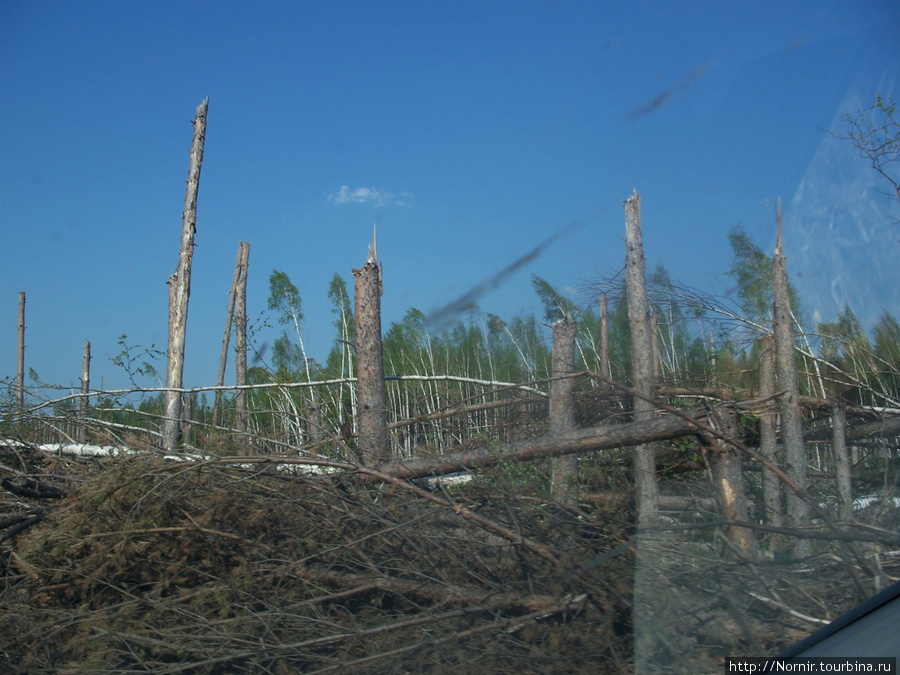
[624,191,660,522]
[549,315,578,506]
[773,201,811,556]
[758,334,783,551]
[213,242,245,424]
[164,98,208,452]
[16,291,25,414]
[77,341,91,444]
[353,227,388,464]
[234,241,250,433]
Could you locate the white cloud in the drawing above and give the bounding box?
[328,186,412,207]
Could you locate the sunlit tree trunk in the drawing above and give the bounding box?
[77,341,91,443]
[758,334,784,552]
[832,403,852,521]
[353,234,388,464]
[550,315,578,506]
[702,407,760,559]
[624,191,660,522]
[214,242,244,425]
[164,99,208,451]
[17,291,25,416]
[234,241,250,434]
[773,201,811,556]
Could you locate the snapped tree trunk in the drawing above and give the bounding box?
[701,407,760,559]
[549,315,578,506]
[213,241,244,424]
[772,201,811,556]
[234,241,250,433]
[77,341,91,444]
[353,229,388,464]
[624,191,660,522]
[17,291,25,415]
[758,334,784,552]
[832,403,852,521]
[164,98,208,452]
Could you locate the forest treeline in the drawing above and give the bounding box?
[68,223,899,461]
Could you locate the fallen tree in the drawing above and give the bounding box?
[374,407,709,481]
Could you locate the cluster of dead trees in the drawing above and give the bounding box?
[5,100,899,565]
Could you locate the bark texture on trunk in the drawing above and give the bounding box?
[353,233,388,464]
[375,407,707,480]
[214,241,244,424]
[757,334,783,552]
[549,315,578,506]
[77,341,91,444]
[701,407,760,559]
[164,98,208,452]
[234,241,250,433]
[624,191,660,522]
[17,291,25,414]
[772,202,810,555]
[832,403,852,521]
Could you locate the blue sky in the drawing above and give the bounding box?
[2,0,899,395]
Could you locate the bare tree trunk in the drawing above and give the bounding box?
[16,291,26,417]
[758,334,783,553]
[213,242,244,424]
[77,341,91,444]
[773,201,811,556]
[233,242,250,434]
[701,407,760,559]
[353,230,388,464]
[180,394,193,443]
[599,292,610,385]
[651,311,660,380]
[375,406,712,480]
[624,191,660,522]
[549,315,578,506]
[832,403,853,521]
[164,98,208,452]
[710,331,718,387]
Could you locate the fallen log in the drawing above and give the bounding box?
[375,408,707,480]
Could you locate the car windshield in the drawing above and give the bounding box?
[1,2,898,671]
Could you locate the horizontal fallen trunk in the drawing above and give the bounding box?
[375,409,707,480]
[803,415,900,443]
[580,492,717,512]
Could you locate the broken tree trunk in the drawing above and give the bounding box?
[773,201,810,556]
[77,341,90,444]
[549,315,578,506]
[758,334,784,552]
[700,406,760,559]
[164,98,208,452]
[17,291,25,415]
[234,242,250,433]
[213,241,244,424]
[353,228,388,464]
[624,191,660,523]
[832,403,853,521]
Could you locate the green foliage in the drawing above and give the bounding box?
[267,269,303,327]
[110,334,163,386]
